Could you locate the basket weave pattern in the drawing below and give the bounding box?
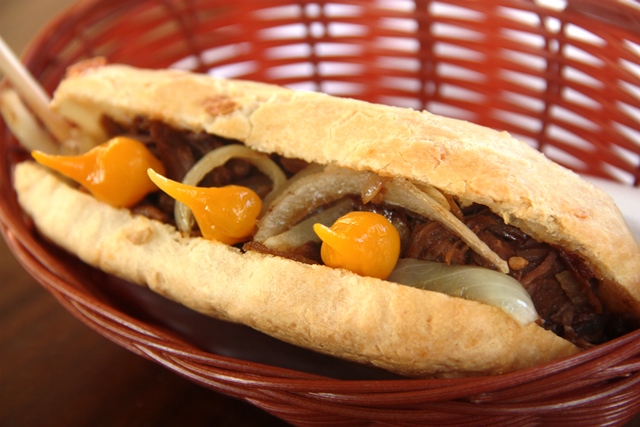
[2,0,640,426]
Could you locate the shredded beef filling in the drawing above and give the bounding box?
[102,116,634,348]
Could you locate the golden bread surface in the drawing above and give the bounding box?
[14,161,579,377]
[51,64,640,316]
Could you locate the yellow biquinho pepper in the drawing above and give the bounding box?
[313,211,401,279]
[147,169,262,245]
[32,136,165,208]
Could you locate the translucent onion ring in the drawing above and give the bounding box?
[383,179,510,274]
[175,144,286,234]
[361,174,388,204]
[255,166,369,242]
[387,258,539,326]
[256,166,508,273]
[263,198,355,252]
[262,163,325,211]
[415,182,450,210]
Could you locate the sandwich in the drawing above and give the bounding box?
[5,60,640,377]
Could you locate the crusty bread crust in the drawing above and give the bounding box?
[51,64,640,317]
[12,63,640,376]
[14,161,578,377]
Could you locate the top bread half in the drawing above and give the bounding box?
[51,62,640,318]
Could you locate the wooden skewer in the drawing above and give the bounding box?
[0,36,71,144]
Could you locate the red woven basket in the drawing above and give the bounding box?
[2,0,640,426]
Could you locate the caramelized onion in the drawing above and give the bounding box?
[388,258,538,325]
[257,166,508,273]
[176,144,286,233]
[361,174,388,204]
[255,166,369,242]
[263,198,355,252]
[261,163,325,211]
[415,182,450,210]
[384,179,509,274]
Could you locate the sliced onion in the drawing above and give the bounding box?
[384,179,510,274]
[387,258,539,326]
[175,144,287,233]
[361,174,388,204]
[263,198,355,251]
[415,182,450,210]
[256,166,508,273]
[262,162,325,210]
[255,166,370,242]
